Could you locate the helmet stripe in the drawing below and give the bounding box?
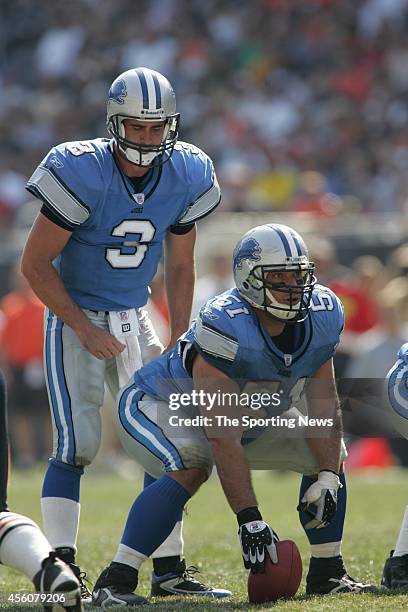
[151,73,162,109]
[288,229,303,256]
[268,225,293,257]
[135,68,149,109]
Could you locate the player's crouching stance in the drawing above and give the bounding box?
[0,373,82,611]
[92,224,372,606]
[381,343,408,591]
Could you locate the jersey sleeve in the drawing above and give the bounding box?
[174,144,221,227]
[326,288,345,357]
[26,142,96,231]
[193,299,239,377]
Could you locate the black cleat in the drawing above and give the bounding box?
[33,552,82,611]
[382,550,408,590]
[151,559,232,598]
[306,555,375,595]
[92,562,148,607]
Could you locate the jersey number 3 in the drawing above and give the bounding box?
[106,220,155,269]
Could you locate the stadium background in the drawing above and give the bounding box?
[0,1,407,607]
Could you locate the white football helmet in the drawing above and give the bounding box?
[233,224,316,322]
[107,67,180,167]
[385,343,408,440]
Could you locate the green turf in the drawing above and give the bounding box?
[1,466,407,610]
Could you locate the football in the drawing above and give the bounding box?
[247,540,302,603]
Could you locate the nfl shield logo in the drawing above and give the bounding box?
[119,311,129,322]
[133,193,145,205]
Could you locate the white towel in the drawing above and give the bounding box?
[108,309,143,387]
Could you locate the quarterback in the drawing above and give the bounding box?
[91,224,373,606]
[21,67,224,599]
[0,371,82,611]
[382,343,408,590]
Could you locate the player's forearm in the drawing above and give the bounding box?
[209,437,258,514]
[21,260,91,335]
[306,397,343,473]
[165,263,195,340]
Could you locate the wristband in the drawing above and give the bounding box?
[237,506,262,527]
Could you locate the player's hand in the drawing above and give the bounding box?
[238,511,279,573]
[297,470,341,529]
[76,322,126,360]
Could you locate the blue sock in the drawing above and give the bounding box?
[42,458,84,502]
[143,473,183,522]
[121,475,190,557]
[299,473,346,545]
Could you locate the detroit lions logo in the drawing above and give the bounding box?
[233,237,262,269]
[108,79,127,105]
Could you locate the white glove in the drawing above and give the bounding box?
[297,470,341,529]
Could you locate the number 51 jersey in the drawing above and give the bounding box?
[134,284,345,412]
[26,138,220,311]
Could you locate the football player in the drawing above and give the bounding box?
[21,67,226,600]
[382,343,408,590]
[91,224,373,606]
[0,371,82,611]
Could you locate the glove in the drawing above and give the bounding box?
[237,507,279,573]
[297,470,341,529]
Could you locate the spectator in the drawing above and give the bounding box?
[0,265,50,467]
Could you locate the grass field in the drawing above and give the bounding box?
[1,466,407,611]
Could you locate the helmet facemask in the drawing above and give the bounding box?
[246,262,316,322]
[108,113,180,167]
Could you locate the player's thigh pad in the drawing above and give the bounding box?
[243,407,347,474]
[116,385,213,478]
[44,308,106,466]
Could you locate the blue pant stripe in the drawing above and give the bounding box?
[45,310,64,461]
[54,323,75,463]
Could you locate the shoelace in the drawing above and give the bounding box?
[179,565,211,591]
[70,565,92,597]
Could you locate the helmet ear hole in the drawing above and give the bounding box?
[242,281,250,290]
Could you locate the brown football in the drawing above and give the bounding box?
[247,540,302,603]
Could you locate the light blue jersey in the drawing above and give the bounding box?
[134,284,344,412]
[27,139,220,311]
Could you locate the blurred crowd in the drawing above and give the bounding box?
[1,0,408,226]
[0,0,406,469]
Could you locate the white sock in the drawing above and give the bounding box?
[114,543,147,570]
[311,541,342,558]
[394,505,408,556]
[41,497,80,550]
[0,512,51,580]
[151,520,184,558]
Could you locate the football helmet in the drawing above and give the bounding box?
[107,67,180,167]
[233,224,316,322]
